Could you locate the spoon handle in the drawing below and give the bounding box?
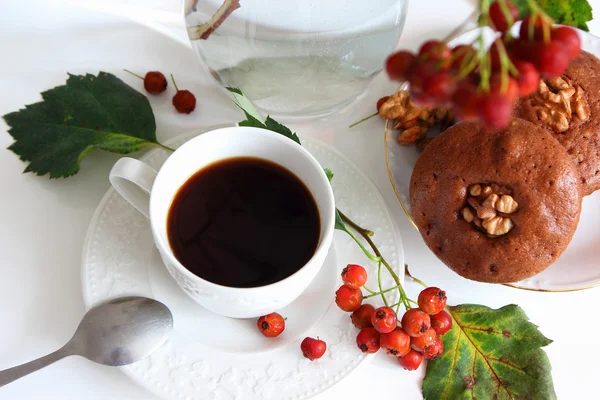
[0,345,73,387]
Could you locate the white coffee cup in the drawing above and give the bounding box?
[109,126,335,318]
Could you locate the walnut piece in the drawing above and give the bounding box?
[379,90,452,146]
[496,195,518,214]
[482,216,514,237]
[461,184,517,237]
[532,76,590,132]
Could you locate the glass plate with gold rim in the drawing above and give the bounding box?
[384,27,600,292]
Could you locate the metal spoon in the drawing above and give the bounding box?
[0,296,173,387]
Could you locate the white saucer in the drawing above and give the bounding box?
[81,129,404,400]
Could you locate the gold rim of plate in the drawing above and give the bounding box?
[383,119,600,293]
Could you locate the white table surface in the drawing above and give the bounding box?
[1,0,599,399]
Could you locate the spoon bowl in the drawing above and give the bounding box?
[71,296,173,366]
[0,296,173,387]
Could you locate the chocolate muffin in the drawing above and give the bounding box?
[410,119,582,283]
[513,50,600,195]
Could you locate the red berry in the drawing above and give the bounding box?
[376,96,390,111]
[257,313,285,338]
[519,14,547,41]
[514,61,540,96]
[371,306,398,334]
[301,337,327,360]
[143,71,168,94]
[173,90,196,114]
[351,304,375,329]
[418,287,448,315]
[422,71,456,104]
[408,61,438,91]
[452,83,481,120]
[477,93,512,130]
[490,75,519,103]
[511,37,537,63]
[551,26,581,59]
[341,264,368,289]
[356,327,381,353]
[489,0,520,32]
[386,51,417,82]
[410,328,438,352]
[451,45,477,70]
[401,308,431,337]
[431,310,453,336]
[380,327,411,357]
[335,285,363,312]
[397,349,423,370]
[423,336,444,360]
[534,41,570,77]
[418,40,452,66]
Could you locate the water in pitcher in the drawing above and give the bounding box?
[186,0,408,118]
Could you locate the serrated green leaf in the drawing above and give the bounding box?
[226,87,264,122]
[324,168,334,182]
[3,72,167,178]
[265,116,301,145]
[512,0,592,31]
[423,304,556,400]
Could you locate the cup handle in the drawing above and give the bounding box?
[109,158,158,219]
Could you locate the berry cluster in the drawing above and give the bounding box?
[335,264,452,371]
[385,0,581,130]
[124,69,197,114]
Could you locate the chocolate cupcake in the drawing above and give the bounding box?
[410,119,582,283]
[513,50,600,195]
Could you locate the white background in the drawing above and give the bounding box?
[1,0,599,399]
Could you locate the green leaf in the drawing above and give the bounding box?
[335,209,347,231]
[512,0,593,31]
[226,87,302,145]
[324,168,334,182]
[423,304,556,400]
[265,116,301,145]
[3,72,167,178]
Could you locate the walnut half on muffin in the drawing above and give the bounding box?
[410,119,582,284]
[513,50,600,196]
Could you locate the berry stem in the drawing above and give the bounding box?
[349,112,378,128]
[343,227,381,263]
[170,74,179,92]
[377,261,390,306]
[338,210,412,311]
[123,69,144,80]
[405,264,429,288]
[363,283,405,299]
[362,285,378,295]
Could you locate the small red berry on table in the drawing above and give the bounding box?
[301,337,327,360]
[380,327,411,357]
[431,310,453,336]
[257,313,285,338]
[401,308,431,337]
[397,349,423,370]
[123,69,168,94]
[356,327,381,354]
[371,306,398,334]
[351,304,375,329]
[341,264,367,289]
[385,50,416,82]
[170,74,197,114]
[418,287,448,315]
[411,328,438,352]
[335,285,363,312]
